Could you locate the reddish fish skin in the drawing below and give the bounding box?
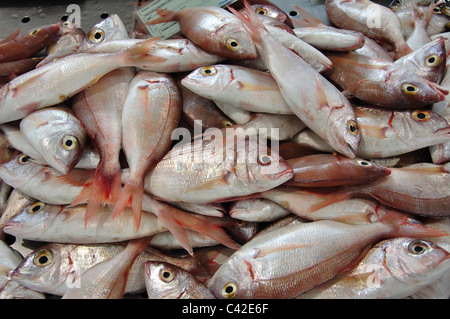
[71,67,135,225]
[0,24,60,63]
[285,154,391,188]
[0,57,44,84]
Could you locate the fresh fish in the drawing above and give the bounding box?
[396,5,450,38]
[113,71,181,229]
[285,153,391,188]
[324,51,448,108]
[299,237,450,299]
[71,67,135,224]
[148,230,220,251]
[242,4,288,23]
[182,64,294,115]
[354,36,394,61]
[214,102,252,124]
[0,189,34,240]
[146,6,257,60]
[144,261,216,299]
[20,106,87,175]
[0,277,46,299]
[207,210,446,299]
[354,105,450,158]
[394,37,447,83]
[10,242,203,296]
[62,237,152,299]
[0,58,44,84]
[0,37,165,124]
[230,2,360,159]
[325,0,413,59]
[406,4,434,50]
[229,198,291,222]
[0,24,60,63]
[390,0,434,12]
[169,202,225,218]
[134,132,293,204]
[279,129,335,158]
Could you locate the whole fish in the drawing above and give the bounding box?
[182,64,294,115]
[134,132,293,204]
[325,0,413,59]
[299,237,450,299]
[20,106,87,175]
[62,237,152,299]
[285,153,391,188]
[71,67,135,224]
[229,198,291,222]
[0,37,165,124]
[230,2,360,159]
[324,51,448,108]
[144,261,216,299]
[0,24,60,63]
[396,5,450,38]
[207,210,446,299]
[354,105,450,158]
[113,71,181,229]
[394,37,447,83]
[146,6,257,60]
[10,242,203,296]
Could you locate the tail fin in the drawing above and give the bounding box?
[380,209,449,238]
[146,9,177,25]
[112,180,144,230]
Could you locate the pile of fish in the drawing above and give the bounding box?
[0,0,448,299]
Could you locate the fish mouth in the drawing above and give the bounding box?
[429,81,449,101]
[433,126,450,136]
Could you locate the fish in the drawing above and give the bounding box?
[241,4,289,23]
[20,106,87,175]
[181,64,294,115]
[325,0,413,59]
[405,4,434,50]
[229,1,360,159]
[112,71,181,229]
[354,36,394,61]
[0,189,34,240]
[324,51,448,108]
[144,261,216,299]
[71,67,135,224]
[298,237,450,299]
[62,237,152,299]
[146,6,257,60]
[229,198,291,222]
[0,37,165,124]
[213,102,252,124]
[0,24,60,63]
[9,242,204,296]
[0,58,44,84]
[207,210,446,299]
[148,230,220,251]
[285,153,391,188]
[133,132,293,204]
[354,105,450,158]
[396,5,450,38]
[390,0,434,12]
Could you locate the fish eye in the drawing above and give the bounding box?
[411,110,431,122]
[88,28,105,43]
[26,202,46,214]
[62,21,73,28]
[258,154,272,166]
[62,136,78,150]
[221,120,233,128]
[433,6,442,14]
[221,282,237,299]
[200,66,217,76]
[17,154,31,165]
[255,7,268,15]
[408,240,429,255]
[235,219,246,227]
[356,160,371,166]
[425,54,441,67]
[29,28,40,36]
[347,120,359,136]
[159,268,174,283]
[402,83,420,95]
[226,38,241,51]
[33,249,53,267]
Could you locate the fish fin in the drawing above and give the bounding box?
[306,190,353,213]
[16,102,41,115]
[228,1,266,45]
[380,209,449,238]
[0,28,20,45]
[253,243,310,259]
[394,41,413,60]
[56,169,95,187]
[121,37,167,67]
[291,5,324,27]
[237,81,274,91]
[146,8,177,25]
[112,180,144,230]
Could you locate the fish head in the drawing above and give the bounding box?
[144,261,183,299]
[348,158,392,179]
[405,109,450,140]
[181,65,232,98]
[79,14,129,51]
[0,154,43,189]
[10,243,70,295]
[214,20,257,60]
[247,4,288,23]
[389,69,449,107]
[384,237,450,286]
[4,202,62,239]
[207,253,254,299]
[20,108,87,175]
[326,109,361,159]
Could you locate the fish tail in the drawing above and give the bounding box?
[394,41,413,59]
[380,209,449,238]
[228,0,266,44]
[146,8,176,25]
[112,180,144,230]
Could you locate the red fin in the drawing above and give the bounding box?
[291,5,324,27]
[56,169,95,187]
[0,28,20,45]
[228,1,266,45]
[121,37,167,67]
[112,180,144,230]
[17,102,40,115]
[146,8,177,25]
[394,42,413,60]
